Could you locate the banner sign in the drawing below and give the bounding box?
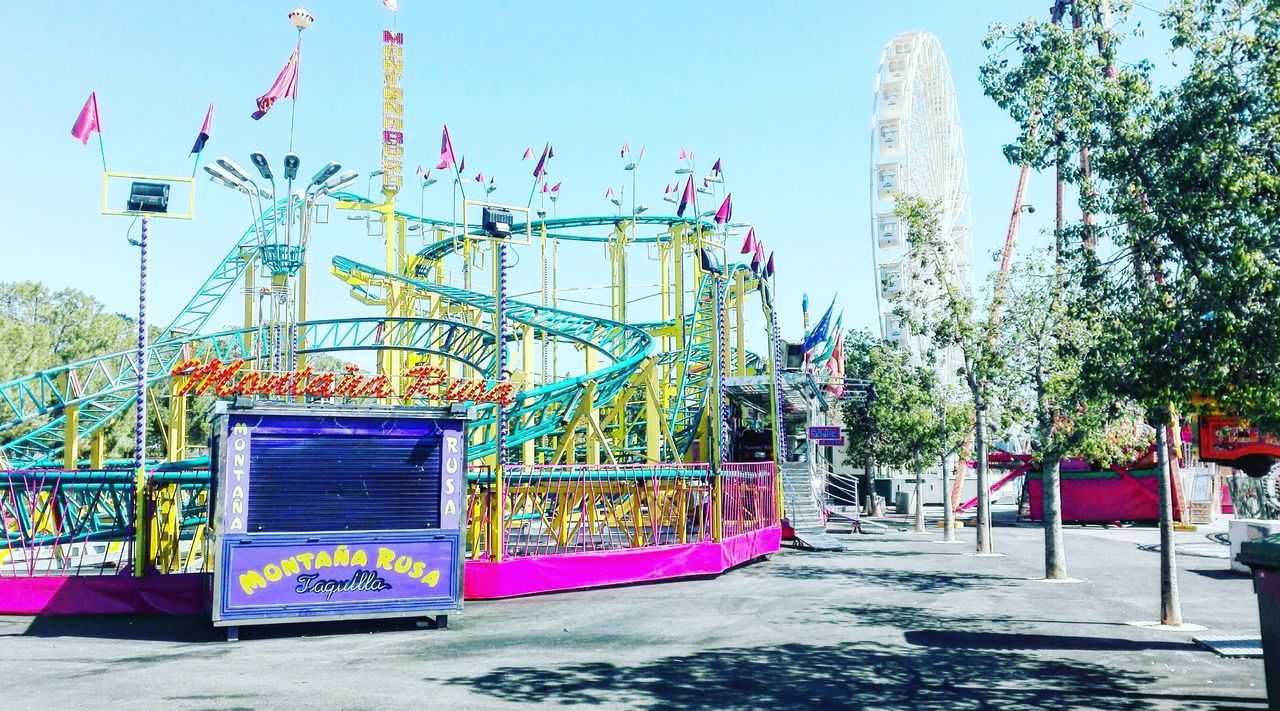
[807,426,841,441]
[380,30,404,195]
[815,437,846,447]
[223,538,456,611]
[173,358,518,406]
[1200,415,1280,461]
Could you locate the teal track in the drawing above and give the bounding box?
[0,200,721,467]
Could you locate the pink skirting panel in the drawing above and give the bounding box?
[0,528,781,614]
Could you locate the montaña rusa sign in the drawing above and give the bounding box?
[170,357,518,406]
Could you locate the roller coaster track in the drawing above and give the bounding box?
[330,256,653,459]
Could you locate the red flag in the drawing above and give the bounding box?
[522,146,534,160]
[714,193,732,224]
[189,103,213,154]
[677,175,695,217]
[740,227,756,255]
[436,125,456,170]
[825,331,845,396]
[251,48,299,120]
[71,92,101,144]
[533,142,551,180]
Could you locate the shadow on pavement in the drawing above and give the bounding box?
[767,565,1020,593]
[904,629,1198,653]
[444,641,1258,710]
[10,614,428,643]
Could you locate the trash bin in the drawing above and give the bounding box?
[1239,532,1280,705]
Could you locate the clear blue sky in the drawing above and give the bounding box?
[0,1,1177,358]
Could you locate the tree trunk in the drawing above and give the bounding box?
[941,451,955,542]
[974,399,992,553]
[913,451,925,533]
[1042,454,1067,579]
[1156,420,1183,626]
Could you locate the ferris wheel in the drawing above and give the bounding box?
[868,31,973,364]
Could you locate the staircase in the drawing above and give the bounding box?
[780,462,845,551]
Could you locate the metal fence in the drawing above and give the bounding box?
[4,461,778,577]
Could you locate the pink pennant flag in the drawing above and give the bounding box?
[638,145,645,160]
[676,175,695,217]
[740,227,756,255]
[189,102,213,154]
[70,91,102,145]
[551,182,561,193]
[711,158,722,175]
[437,125,456,170]
[678,148,687,160]
[459,155,465,172]
[664,183,672,195]
[415,165,424,177]
[522,146,534,160]
[621,141,630,158]
[533,142,551,180]
[714,193,732,224]
[382,0,398,11]
[689,150,696,160]
[605,187,615,199]
[475,172,484,184]
[751,243,763,273]
[251,49,299,120]
[542,182,549,193]
[765,251,775,278]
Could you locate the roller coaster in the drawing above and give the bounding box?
[0,184,786,584]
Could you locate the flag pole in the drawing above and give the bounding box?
[288,34,302,152]
[97,132,108,172]
[191,149,202,179]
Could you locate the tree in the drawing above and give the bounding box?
[890,196,1006,552]
[843,332,967,530]
[1001,247,1152,579]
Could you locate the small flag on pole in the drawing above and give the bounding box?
[711,158,722,176]
[678,147,687,160]
[621,141,630,158]
[677,175,695,217]
[382,0,398,11]
[638,145,645,160]
[437,125,456,169]
[542,182,549,193]
[741,227,756,255]
[475,172,484,185]
[765,251,775,278]
[605,187,615,199]
[522,146,534,160]
[459,156,465,172]
[190,103,214,155]
[533,142,551,181]
[251,49,299,120]
[714,193,732,224]
[753,241,765,273]
[71,92,101,144]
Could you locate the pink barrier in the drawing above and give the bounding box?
[465,526,781,599]
[0,529,783,613]
[0,574,205,616]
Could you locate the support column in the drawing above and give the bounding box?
[59,373,80,471]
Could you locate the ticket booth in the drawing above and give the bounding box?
[206,402,469,640]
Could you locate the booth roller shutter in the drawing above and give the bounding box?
[246,434,442,532]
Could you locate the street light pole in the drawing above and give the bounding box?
[132,215,150,577]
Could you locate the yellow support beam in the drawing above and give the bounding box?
[58,373,79,471]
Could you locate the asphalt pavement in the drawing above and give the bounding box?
[0,512,1267,710]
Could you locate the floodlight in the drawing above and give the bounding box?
[633,204,649,214]
[249,151,274,181]
[127,182,170,213]
[698,247,723,275]
[482,206,514,238]
[283,153,300,180]
[310,161,342,187]
[216,156,251,183]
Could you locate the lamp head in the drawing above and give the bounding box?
[310,161,341,187]
[216,156,251,183]
[249,151,273,181]
[283,152,300,181]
